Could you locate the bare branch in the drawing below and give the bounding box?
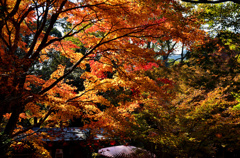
[30,0,68,60]
[8,0,21,17]
[25,1,50,58]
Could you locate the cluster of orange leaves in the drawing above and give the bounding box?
[0,0,207,157]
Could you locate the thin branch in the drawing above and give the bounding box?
[11,108,54,138]
[30,0,68,60]
[39,20,165,95]
[12,128,42,142]
[19,6,35,24]
[66,84,105,102]
[8,0,21,17]
[44,19,93,47]
[60,2,106,13]
[25,1,50,58]
[38,20,112,95]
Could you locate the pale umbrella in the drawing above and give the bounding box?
[98,145,156,158]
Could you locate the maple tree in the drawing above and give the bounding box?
[170,4,240,156]
[97,2,240,156]
[0,0,206,157]
[108,49,240,157]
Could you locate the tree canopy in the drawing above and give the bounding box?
[0,0,206,157]
[1,0,240,157]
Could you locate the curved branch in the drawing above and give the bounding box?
[38,38,102,95]
[39,20,166,95]
[8,0,21,17]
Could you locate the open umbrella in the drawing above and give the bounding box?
[98,145,156,158]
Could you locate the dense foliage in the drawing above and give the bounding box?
[0,0,239,157]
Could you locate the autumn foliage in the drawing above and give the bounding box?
[3,0,239,157]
